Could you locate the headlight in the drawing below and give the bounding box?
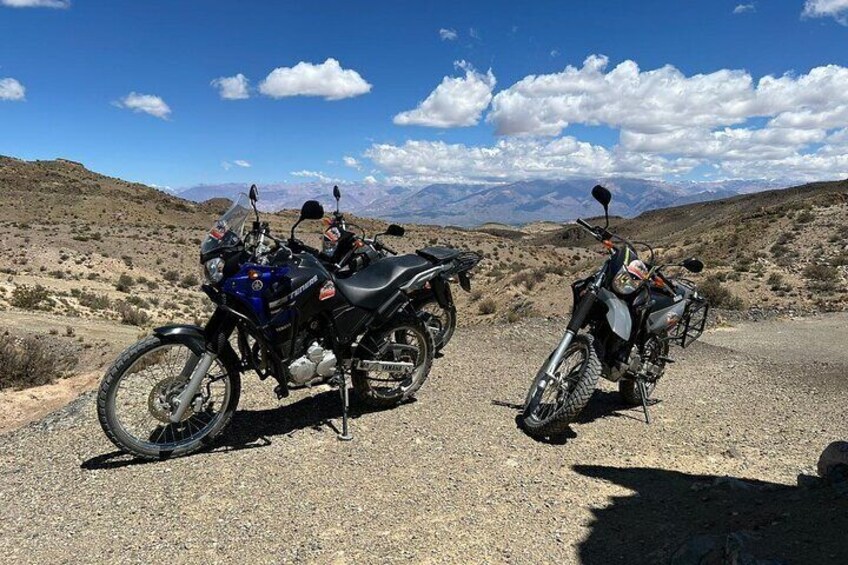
[611,264,639,295]
[204,257,225,284]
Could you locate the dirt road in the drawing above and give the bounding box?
[0,315,846,564]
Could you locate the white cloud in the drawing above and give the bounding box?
[222,160,251,170]
[343,156,361,169]
[291,170,339,183]
[550,49,560,58]
[393,61,496,128]
[733,3,755,14]
[0,78,25,101]
[469,27,480,40]
[439,28,458,41]
[259,58,371,101]
[1,0,69,7]
[802,0,848,23]
[489,55,848,137]
[114,92,171,119]
[362,175,378,185]
[366,138,696,185]
[211,73,249,100]
[368,55,848,183]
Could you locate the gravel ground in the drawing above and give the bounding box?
[0,316,846,564]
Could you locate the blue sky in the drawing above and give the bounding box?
[2,0,848,188]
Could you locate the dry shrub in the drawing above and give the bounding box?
[0,333,78,390]
[10,285,50,310]
[116,302,151,327]
[699,276,744,310]
[478,298,497,315]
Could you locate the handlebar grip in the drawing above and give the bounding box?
[576,218,593,230]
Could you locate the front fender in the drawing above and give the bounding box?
[153,324,241,373]
[596,288,632,340]
[154,324,206,354]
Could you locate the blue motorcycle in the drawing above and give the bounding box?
[97,186,475,459]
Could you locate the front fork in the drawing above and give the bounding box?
[544,288,598,377]
[169,352,217,423]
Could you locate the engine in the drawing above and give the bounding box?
[287,341,337,386]
[606,345,641,382]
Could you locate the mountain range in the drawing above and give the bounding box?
[176,177,787,227]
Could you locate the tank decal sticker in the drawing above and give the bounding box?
[269,275,318,310]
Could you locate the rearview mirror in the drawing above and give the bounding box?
[300,200,324,220]
[249,184,259,203]
[591,184,611,208]
[333,185,341,200]
[681,258,704,273]
[385,224,405,237]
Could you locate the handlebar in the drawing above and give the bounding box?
[375,241,397,255]
[575,218,610,241]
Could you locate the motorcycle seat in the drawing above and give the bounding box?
[417,246,460,264]
[334,254,432,310]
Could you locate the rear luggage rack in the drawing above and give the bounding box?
[667,296,709,348]
[451,251,482,274]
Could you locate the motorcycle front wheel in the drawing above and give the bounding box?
[97,336,241,460]
[521,334,600,439]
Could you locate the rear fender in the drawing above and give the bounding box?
[419,277,453,309]
[596,288,632,340]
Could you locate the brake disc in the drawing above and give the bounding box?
[147,376,193,423]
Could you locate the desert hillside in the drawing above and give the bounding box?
[0,155,846,417]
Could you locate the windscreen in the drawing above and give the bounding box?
[201,194,251,256]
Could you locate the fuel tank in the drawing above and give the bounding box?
[646,289,686,335]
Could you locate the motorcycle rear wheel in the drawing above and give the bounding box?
[416,297,456,351]
[351,313,434,408]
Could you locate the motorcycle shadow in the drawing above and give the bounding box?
[81,387,406,471]
[494,389,653,445]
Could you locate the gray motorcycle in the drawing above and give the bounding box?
[522,185,708,438]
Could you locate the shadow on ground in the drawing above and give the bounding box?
[81,387,402,470]
[494,389,650,444]
[574,465,848,564]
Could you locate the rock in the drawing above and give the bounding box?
[817,441,848,479]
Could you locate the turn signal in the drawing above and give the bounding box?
[248,270,261,280]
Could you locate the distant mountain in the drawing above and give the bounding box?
[176,177,788,227]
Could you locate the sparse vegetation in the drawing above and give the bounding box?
[115,273,135,292]
[180,274,200,288]
[699,276,744,310]
[478,298,497,315]
[116,302,151,327]
[0,333,78,390]
[11,285,50,310]
[804,263,839,292]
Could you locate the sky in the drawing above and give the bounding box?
[2,0,848,189]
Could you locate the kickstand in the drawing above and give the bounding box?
[637,379,651,425]
[335,369,353,441]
